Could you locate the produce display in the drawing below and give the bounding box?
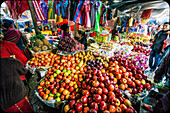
[57,36,84,52]
[35,50,152,113]
[28,52,56,68]
[30,34,53,52]
[131,45,151,56]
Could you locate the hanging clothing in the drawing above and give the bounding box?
[95,1,103,32]
[5,0,18,19]
[73,0,84,24]
[40,1,48,24]
[55,0,63,23]
[16,0,29,18]
[90,0,97,28]
[60,0,69,19]
[32,0,46,22]
[69,0,79,21]
[48,0,54,19]
[80,0,91,29]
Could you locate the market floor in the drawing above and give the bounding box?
[25,72,61,113]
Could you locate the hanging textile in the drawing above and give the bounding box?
[69,0,79,21]
[129,17,133,27]
[55,0,63,23]
[5,0,18,19]
[90,0,97,28]
[95,1,103,32]
[16,0,29,18]
[80,0,91,29]
[40,1,48,24]
[48,0,55,19]
[32,0,46,22]
[60,0,69,19]
[73,0,84,24]
[141,9,152,24]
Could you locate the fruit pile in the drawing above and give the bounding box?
[36,52,152,113]
[132,45,151,56]
[57,36,84,52]
[28,52,56,68]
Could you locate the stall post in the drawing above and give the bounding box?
[28,0,39,35]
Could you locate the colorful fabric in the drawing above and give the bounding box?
[83,0,91,29]
[95,1,103,32]
[141,9,152,19]
[4,95,33,112]
[21,48,33,60]
[90,0,97,28]
[0,40,27,66]
[16,0,29,17]
[40,1,48,24]
[48,0,55,19]
[3,28,21,44]
[73,0,84,24]
[32,0,46,22]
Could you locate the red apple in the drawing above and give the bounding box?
[93,94,102,103]
[81,96,88,104]
[75,102,83,112]
[97,88,103,95]
[102,94,107,101]
[99,101,107,111]
[99,82,105,88]
[69,100,76,108]
[102,88,108,94]
[108,84,114,91]
[90,102,98,111]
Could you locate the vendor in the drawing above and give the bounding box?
[44,25,50,31]
[75,30,87,49]
[0,57,34,112]
[61,23,71,39]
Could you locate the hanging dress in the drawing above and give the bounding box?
[95,1,103,32]
[40,1,48,24]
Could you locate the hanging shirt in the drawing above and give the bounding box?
[73,0,84,24]
[60,0,69,19]
[40,1,48,24]
[48,0,55,19]
[32,0,46,22]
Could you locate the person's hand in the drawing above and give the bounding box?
[154,78,160,83]
[167,31,170,35]
[10,55,16,59]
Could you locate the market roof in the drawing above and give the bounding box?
[109,0,169,17]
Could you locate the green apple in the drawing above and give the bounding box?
[55,97,61,102]
[56,92,61,97]
[63,69,67,73]
[56,69,61,75]
[54,73,57,77]
[67,70,71,75]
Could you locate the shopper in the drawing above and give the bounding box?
[75,30,87,49]
[0,57,34,112]
[2,19,33,60]
[153,91,170,112]
[151,25,161,37]
[119,27,125,33]
[61,23,71,39]
[149,22,170,71]
[24,23,33,33]
[154,52,170,86]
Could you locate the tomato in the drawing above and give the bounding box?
[39,92,45,97]
[47,96,54,101]
[43,94,48,100]
[45,89,50,95]
[40,81,45,86]
[38,88,43,93]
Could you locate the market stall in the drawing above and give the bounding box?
[0,0,169,113]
